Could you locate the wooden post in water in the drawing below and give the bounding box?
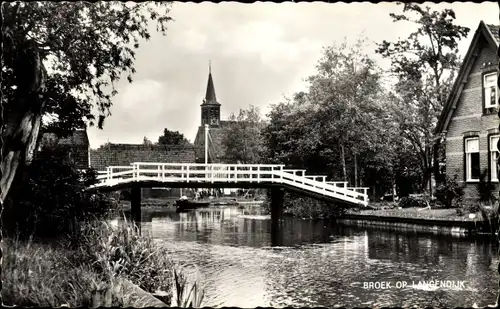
[131,185,142,224]
[270,187,284,225]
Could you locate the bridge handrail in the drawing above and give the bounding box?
[93,162,368,206]
[276,171,362,201]
[131,162,285,168]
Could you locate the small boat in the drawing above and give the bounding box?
[175,199,211,212]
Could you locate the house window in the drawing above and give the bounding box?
[484,72,498,109]
[490,135,499,182]
[465,137,480,181]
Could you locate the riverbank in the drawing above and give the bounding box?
[119,197,263,211]
[347,206,478,221]
[338,205,497,236]
[2,219,204,307]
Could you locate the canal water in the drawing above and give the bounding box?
[126,204,498,307]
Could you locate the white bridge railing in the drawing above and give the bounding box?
[92,162,369,206]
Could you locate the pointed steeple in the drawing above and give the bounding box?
[204,60,219,105]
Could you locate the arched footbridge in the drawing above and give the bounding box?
[89,162,369,222]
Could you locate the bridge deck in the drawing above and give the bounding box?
[89,162,369,206]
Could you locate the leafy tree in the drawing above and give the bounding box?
[4,145,114,240]
[376,3,470,193]
[157,128,191,146]
[306,38,389,185]
[1,2,172,205]
[261,93,321,169]
[220,105,265,164]
[262,38,397,197]
[143,136,153,146]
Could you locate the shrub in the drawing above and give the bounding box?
[2,238,111,307]
[76,218,175,304]
[4,145,116,241]
[398,196,426,208]
[434,174,465,208]
[282,193,347,219]
[478,169,496,204]
[463,203,480,214]
[3,219,205,308]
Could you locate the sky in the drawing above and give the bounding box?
[86,1,499,149]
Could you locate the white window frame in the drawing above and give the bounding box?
[465,137,480,182]
[484,72,498,109]
[490,135,499,182]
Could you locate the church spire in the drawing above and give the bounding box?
[204,60,218,105]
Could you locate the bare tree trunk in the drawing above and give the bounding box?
[340,143,347,182]
[392,179,396,201]
[354,152,358,187]
[1,40,46,206]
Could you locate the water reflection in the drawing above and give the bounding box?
[114,205,499,307]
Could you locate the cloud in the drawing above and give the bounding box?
[88,2,498,149]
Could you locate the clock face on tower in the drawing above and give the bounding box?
[210,118,218,125]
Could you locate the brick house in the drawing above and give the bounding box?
[90,143,200,198]
[89,143,198,171]
[435,21,499,200]
[39,129,90,170]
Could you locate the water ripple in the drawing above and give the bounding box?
[122,206,500,307]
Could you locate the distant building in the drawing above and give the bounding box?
[193,64,239,163]
[435,21,499,201]
[39,129,90,170]
[89,143,198,171]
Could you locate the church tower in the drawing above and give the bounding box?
[201,62,221,127]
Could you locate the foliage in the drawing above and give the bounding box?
[5,145,115,240]
[2,238,111,307]
[158,128,191,146]
[173,267,205,308]
[76,218,175,301]
[462,202,480,214]
[143,136,153,146]
[434,174,465,208]
[220,105,266,164]
[1,1,173,222]
[376,3,470,192]
[478,168,496,204]
[262,37,396,197]
[3,219,205,307]
[274,192,348,219]
[476,202,500,234]
[398,196,427,209]
[2,1,172,135]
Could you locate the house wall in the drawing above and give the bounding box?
[193,125,227,163]
[90,144,201,199]
[445,40,499,200]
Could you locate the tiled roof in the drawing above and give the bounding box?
[41,130,89,146]
[435,21,499,134]
[486,24,499,43]
[202,64,220,106]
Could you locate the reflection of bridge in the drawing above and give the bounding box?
[89,162,369,222]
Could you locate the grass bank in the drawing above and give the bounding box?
[349,201,499,223]
[2,217,205,307]
[347,207,477,221]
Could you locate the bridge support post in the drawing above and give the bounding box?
[270,187,284,224]
[131,185,142,224]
